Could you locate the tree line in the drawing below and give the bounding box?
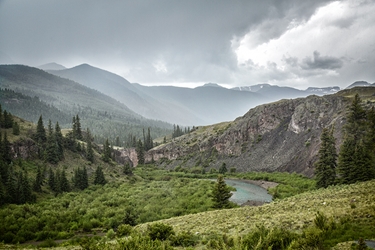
[315,94,375,188]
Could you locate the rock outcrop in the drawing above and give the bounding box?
[145,94,351,177]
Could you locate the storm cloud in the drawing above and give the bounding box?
[0,0,374,89]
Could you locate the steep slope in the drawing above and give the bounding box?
[143,88,375,176]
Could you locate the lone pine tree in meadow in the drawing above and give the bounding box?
[315,127,337,188]
[211,175,233,209]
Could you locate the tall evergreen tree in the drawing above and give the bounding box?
[75,115,82,140]
[55,122,64,160]
[94,166,107,185]
[315,127,337,188]
[102,139,111,162]
[211,175,233,209]
[36,115,46,143]
[136,139,145,165]
[59,169,70,193]
[48,167,56,192]
[2,110,13,129]
[2,132,12,165]
[86,129,94,163]
[338,94,375,184]
[12,122,20,135]
[33,166,43,192]
[46,120,58,164]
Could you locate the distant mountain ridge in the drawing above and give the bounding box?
[38,62,66,70]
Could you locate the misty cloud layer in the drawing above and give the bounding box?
[0,0,374,89]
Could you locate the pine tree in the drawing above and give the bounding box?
[94,166,107,185]
[59,169,70,193]
[33,166,43,192]
[2,132,12,165]
[338,94,375,184]
[46,120,58,164]
[86,129,94,163]
[211,175,233,209]
[2,110,13,129]
[315,127,337,188]
[48,167,56,192]
[12,122,20,135]
[36,115,46,143]
[75,115,82,140]
[136,139,145,165]
[219,163,228,174]
[123,162,133,175]
[102,139,111,162]
[55,122,64,160]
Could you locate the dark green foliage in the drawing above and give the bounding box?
[219,162,228,174]
[55,122,64,160]
[170,231,199,247]
[46,120,59,164]
[73,115,82,140]
[338,94,375,184]
[143,127,154,151]
[242,225,297,250]
[102,138,111,162]
[123,162,133,175]
[1,132,12,165]
[56,169,70,193]
[33,165,43,192]
[147,223,175,241]
[12,121,20,135]
[73,166,89,190]
[86,128,94,163]
[211,175,233,209]
[117,224,133,237]
[48,167,56,192]
[315,127,337,188]
[93,166,106,185]
[136,139,145,164]
[2,110,13,129]
[36,115,46,143]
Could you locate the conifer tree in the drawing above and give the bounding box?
[136,139,145,164]
[46,120,58,164]
[2,110,13,129]
[94,166,107,185]
[36,115,46,143]
[86,129,94,163]
[12,122,20,135]
[55,122,64,160]
[315,127,337,188]
[2,132,12,165]
[75,115,82,140]
[338,94,375,184]
[33,166,43,192]
[102,139,111,162]
[59,169,70,193]
[0,104,2,128]
[211,175,233,209]
[219,163,228,174]
[48,167,56,192]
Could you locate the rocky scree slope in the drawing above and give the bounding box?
[146,93,352,176]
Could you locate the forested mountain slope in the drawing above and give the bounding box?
[146,87,375,176]
[0,65,172,145]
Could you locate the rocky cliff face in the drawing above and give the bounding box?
[145,94,350,177]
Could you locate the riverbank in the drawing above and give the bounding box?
[239,179,279,190]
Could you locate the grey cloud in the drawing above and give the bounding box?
[0,0,332,84]
[301,51,344,70]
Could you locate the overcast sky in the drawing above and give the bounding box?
[1,0,374,89]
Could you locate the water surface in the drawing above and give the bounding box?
[225,179,273,205]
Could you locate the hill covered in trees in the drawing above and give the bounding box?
[0,65,173,146]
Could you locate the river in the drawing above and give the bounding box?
[225,179,273,205]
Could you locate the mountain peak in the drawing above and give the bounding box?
[200,83,223,88]
[38,62,66,71]
[346,81,371,89]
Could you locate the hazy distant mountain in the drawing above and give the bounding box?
[38,62,66,70]
[345,81,372,89]
[305,86,340,94]
[48,64,265,126]
[132,84,264,125]
[233,84,341,101]
[202,83,224,88]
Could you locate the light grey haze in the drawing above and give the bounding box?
[0,0,374,89]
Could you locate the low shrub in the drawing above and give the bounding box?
[147,223,175,241]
